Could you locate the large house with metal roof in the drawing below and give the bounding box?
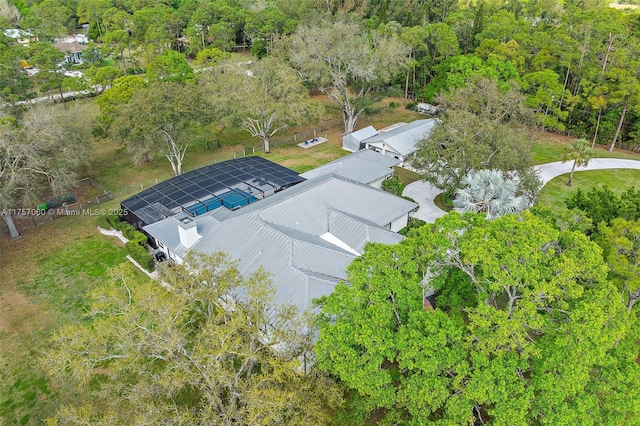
[124,154,417,315]
[364,118,438,165]
[341,119,438,167]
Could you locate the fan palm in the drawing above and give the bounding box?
[453,169,528,219]
[561,139,593,187]
[0,0,21,26]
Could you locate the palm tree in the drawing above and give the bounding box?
[453,169,528,219]
[0,0,21,27]
[561,139,593,187]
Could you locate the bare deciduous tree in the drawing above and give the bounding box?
[0,104,86,238]
[288,20,409,135]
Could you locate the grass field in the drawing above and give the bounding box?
[536,168,640,209]
[2,94,640,424]
[531,132,640,164]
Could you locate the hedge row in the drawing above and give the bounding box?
[126,241,155,272]
[104,213,155,272]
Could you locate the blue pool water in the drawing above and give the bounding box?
[186,189,257,216]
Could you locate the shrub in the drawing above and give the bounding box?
[126,241,155,272]
[120,223,136,240]
[388,101,400,109]
[406,101,417,110]
[130,230,148,246]
[96,214,110,229]
[91,125,107,138]
[382,176,406,196]
[399,217,427,236]
[107,212,122,228]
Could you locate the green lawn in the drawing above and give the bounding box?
[536,168,640,210]
[531,132,640,164]
[0,204,148,425]
[394,166,420,186]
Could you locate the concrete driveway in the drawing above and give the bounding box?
[403,158,640,223]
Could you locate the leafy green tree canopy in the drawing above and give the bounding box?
[316,211,640,424]
[414,78,539,199]
[110,80,209,175]
[288,19,409,135]
[146,49,193,83]
[43,254,342,424]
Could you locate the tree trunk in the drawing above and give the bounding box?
[627,287,640,312]
[263,136,270,154]
[3,213,20,239]
[609,98,628,152]
[343,110,358,135]
[404,66,410,106]
[558,65,571,110]
[58,85,67,108]
[567,160,577,187]
[592,108,602,148]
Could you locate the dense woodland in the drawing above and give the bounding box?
[1,0,640,151]
[1,0,640,425]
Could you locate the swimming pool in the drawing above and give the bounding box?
[185,189,258,216]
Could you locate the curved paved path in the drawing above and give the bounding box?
[403,158,640,223]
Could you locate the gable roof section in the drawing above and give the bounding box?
[364,118,438,157]
[300,149,399,184]
[255,175,417,235]
[349,125,379,142]
[144,175,416,314]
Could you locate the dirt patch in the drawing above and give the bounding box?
[0,290,49,355]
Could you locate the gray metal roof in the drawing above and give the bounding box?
[300,149,399,184]
[348,126,379,142]
[144,175,416,314]
[364,118,439,157]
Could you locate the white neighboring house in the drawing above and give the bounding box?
[364,118,438,166]
[53,42,86,64]
[342,125,379,152]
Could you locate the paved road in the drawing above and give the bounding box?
[403,158,640,223]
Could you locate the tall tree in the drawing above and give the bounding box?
[315,211,640,424]
[0,104,87,238]
[288,19,409,135]
[206,57,318,154]
[95,74,147,132]
[43,254,341,424]
[145,49,193,83]
[22,0,75,41]
[414,78,539,199]
[561,138,593,187]
[0,34,33,108]
[600,218,640,312]
[27,42,69,105]
[522,69,569,132]
[0,0,21,27]
[110,81,209,175]
[77,0,113,40]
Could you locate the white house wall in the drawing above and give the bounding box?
[389,214,409,232]
[365,143,404,163]
[369,176,386,189]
